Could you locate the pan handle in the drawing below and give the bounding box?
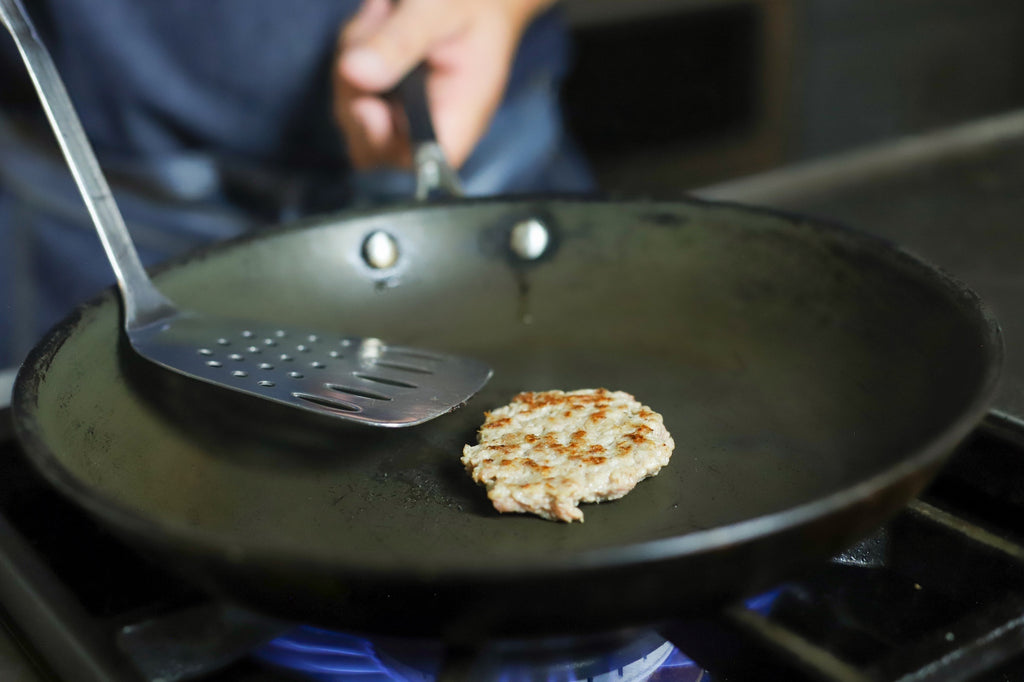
[392,60,464,200]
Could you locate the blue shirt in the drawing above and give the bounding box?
[0,1,569,205]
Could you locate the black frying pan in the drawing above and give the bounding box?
[12,197,1002,640]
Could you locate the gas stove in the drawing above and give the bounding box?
[4,398,1024,681]
[6,110,1024,681]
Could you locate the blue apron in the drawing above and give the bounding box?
[0,1,593,367]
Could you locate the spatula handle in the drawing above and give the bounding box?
[0,0,174,330]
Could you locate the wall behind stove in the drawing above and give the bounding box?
[792,0,1024,160]
[561,0,1024,194]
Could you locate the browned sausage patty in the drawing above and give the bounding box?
[461,389,675,522]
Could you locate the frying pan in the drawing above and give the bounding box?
[12,197,1002,640]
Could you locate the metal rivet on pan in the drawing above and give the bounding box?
[259,363,273,370]
[308,334,319,343]
[510,218,549,260]
[311,361,325,369]
[280,354,293,362]
[362,231,399,270]
[206,360,222,368]
[216,338,230,346]
[275,330,286,337]
[229,353,243,361]
[258,380,275,387]
[263,338,277,346]
[329,350,341,358]
[289,371,304,379]
[247,346,261,354]
[198,348,213,356]
[297,344,309,352]
[242,330,254,338]
[232,370,248,378]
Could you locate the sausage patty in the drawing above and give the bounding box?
[461,389,675,522]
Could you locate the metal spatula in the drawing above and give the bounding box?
[1,0,491,427]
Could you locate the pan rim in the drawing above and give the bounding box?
[10,196,1005,580]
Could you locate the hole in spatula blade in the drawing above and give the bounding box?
[293,393,362,413]
[325,384,394,401]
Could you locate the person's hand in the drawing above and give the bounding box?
[334,0,554,171]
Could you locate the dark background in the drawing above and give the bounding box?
[561,0,1024,193]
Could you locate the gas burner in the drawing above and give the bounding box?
[255,626,685,681]
[253,592,780,681]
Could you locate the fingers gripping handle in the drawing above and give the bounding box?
[0,0,173,331]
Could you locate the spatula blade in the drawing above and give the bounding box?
[128,313,492,427]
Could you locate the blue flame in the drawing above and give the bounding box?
[254,590,780,681]
[254,626,420,680]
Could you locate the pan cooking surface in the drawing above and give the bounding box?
[16,200,1000,577]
